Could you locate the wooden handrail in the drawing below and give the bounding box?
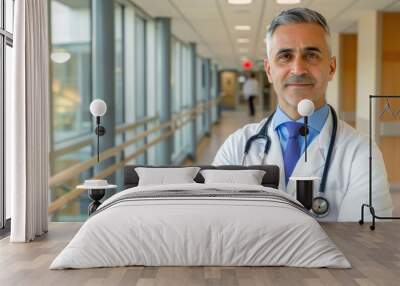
[48,116,193,214]
[49,120,174,188]
[116,115,159,134]
[52,137,92,158]
[49,110,198,188]
[49,100,219,187]
[52,115,159,158]
[48,100,219,213]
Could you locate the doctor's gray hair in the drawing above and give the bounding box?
[265,8,332,58]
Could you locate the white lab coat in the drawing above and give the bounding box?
[212,110,393,221]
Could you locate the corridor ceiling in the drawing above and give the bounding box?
[133,0,400,69]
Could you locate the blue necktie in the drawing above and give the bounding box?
[283,122,302,184]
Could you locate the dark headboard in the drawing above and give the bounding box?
[123,165,280,189]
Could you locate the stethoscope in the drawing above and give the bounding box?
[242,105,338,217]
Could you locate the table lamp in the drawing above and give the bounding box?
[76,99,116,215]
[290,99,319,213]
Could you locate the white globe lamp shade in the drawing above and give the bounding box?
[90,99,107,117]
[297,99,315,117]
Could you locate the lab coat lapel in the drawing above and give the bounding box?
[288,111,333,195]
[263,120,286,191]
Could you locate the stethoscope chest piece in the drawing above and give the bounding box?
[242,105,338,219]
[312,196,329,217]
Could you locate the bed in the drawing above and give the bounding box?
[50,165,350,269]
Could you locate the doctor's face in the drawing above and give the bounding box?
[264,23,336,118]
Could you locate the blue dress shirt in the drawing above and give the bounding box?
[273,104,329,157]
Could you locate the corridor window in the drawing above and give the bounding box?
[171,38,182,158]
[49,0,93,222]
[145,20,157,164]
[50,0,92,142]
[196,56,203,139]
[114,3,125,186]
[172,39,192,161]
[182,44,191,150]
[211,64,218,123]
[115,3,124,125]
[134,14,147,163]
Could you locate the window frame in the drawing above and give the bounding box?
[1,0,14,233]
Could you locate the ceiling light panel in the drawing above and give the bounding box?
[228,0,253,5]
[237,38,250,43]
[276,0,301,4]
[235,25,251,31]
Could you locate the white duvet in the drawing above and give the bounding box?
[50,183,351,269]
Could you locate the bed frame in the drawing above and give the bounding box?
[123,165,280,189]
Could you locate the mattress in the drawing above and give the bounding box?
[50,183,351,269]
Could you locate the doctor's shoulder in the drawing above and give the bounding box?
[212,118,267,165]
[338,120,376,151]
[231,117,269,141]
[336,120,386,168]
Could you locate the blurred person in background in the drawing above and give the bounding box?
[242,73,259,116]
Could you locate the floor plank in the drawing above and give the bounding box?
[1,222,399,286]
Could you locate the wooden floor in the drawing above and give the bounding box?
[2,107,400,285]
[1,222,400,286]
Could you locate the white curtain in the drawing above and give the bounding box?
[7,0,49,242]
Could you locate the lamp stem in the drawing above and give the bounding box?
[304,116,308,162]
[96,116,100,163]
[97,130,100,163]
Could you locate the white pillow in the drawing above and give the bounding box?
[200,169,266,185]
[135,167,200,186]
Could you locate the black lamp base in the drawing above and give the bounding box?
[296,180,313,210]
[88,189,105,215]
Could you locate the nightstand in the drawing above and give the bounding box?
[77,182,117,215]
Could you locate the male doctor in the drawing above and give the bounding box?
[213,8,393,221]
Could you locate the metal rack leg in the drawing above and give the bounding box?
[359,203,367,225]
[359,203,375,230]
[369,206,376,231]
[360,203,400,230]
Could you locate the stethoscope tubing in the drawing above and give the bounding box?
[242,105,338,197]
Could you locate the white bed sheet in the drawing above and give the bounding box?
[50,183,351,269]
